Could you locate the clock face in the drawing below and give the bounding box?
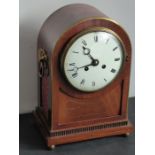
[63,29,124,92]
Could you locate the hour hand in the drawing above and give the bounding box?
[82,46,95,61]
[82,46,90,55]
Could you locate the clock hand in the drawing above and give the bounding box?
[82,46,95,61]
[68,60,99,73]
[67,63,92,73]
[77,63,92,69]
[82,46,99,66]
[76,61,99,71]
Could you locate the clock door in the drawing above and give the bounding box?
[62,28,125,92]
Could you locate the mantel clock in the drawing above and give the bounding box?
[34,4,133,149]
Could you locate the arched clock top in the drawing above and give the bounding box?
[38,4,108,54]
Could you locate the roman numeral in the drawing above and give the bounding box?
[104,78,107,82]
[72,51,79,54]
[72,72,78,78]
[114,58,120,61]
[111,68,116,73]
[82,40,87,46]
[69,63,76,66]
[94,34,98,42]
[80,79,85,85]
[67,68,74,71]
[105,38,109,44]
[92,81,95,87]
[113,47,118,51]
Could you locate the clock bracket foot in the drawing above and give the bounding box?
[33,109,133,148]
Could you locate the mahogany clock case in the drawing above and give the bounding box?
[34,4,133,148]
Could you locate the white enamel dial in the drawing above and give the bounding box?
[63,29,124,92]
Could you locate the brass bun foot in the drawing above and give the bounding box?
[125,132,130,137]
[49,145,55,150]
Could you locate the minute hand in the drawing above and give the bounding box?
[77,63,93,70]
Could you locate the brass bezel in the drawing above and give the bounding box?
[60,27,127,93]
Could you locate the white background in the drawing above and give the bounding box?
[19,0,135,114]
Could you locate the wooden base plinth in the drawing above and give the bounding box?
[33,110,133,149]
